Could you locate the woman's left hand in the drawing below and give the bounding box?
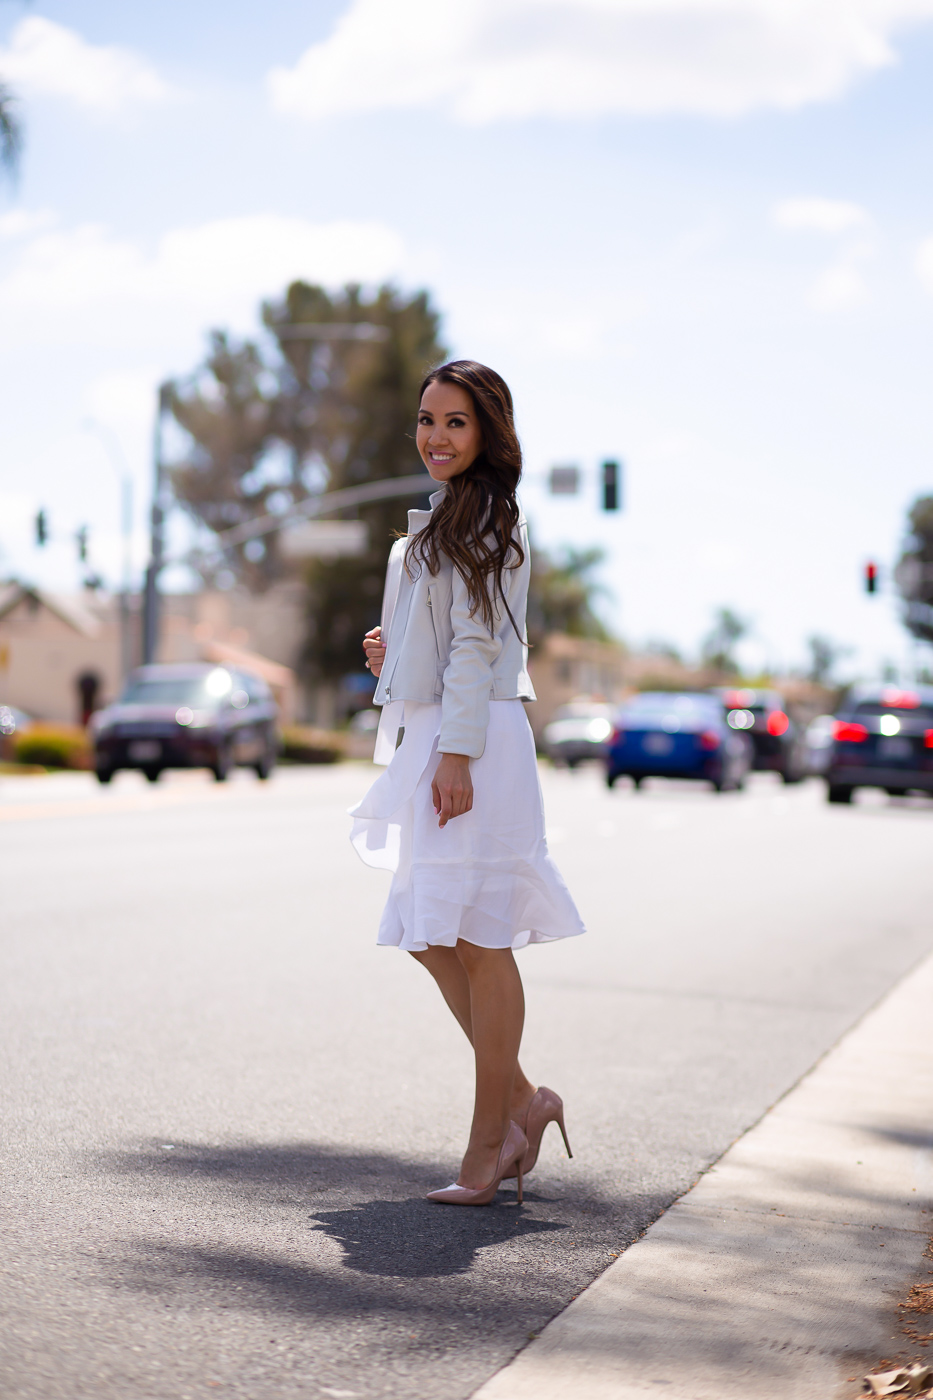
[432,753,473,828]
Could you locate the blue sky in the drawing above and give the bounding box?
[2,0,933,678]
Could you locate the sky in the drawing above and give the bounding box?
[2,0,933,679]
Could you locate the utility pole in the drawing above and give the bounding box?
[84,420,135,683]
[142,383,171,665]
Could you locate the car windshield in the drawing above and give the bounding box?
[854,701,933,722]
[623,694,717,722]
[119,670,232,706]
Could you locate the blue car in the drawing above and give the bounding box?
[605,691,752,792]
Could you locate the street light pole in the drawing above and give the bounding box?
[142,383,171,666]
[82,419,134,683]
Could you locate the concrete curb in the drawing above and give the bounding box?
[473,952,933,1400]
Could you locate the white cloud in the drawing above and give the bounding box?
[267,0,933,123]
[0,16,168,112]
[811,259,868,309]
[0,213,404,336]
[0,207,58,240]
[773,197,870,233]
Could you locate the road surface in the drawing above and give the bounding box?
[1,762,931,1400]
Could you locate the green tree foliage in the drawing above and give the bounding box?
[1,81,22,174]
[270,283,445,681]
[167,282,446,676]
[701,606,748,674]
[805,634,849,686]
[526,544,612,645]
[895,495,933,644]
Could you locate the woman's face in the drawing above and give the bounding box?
[417,380,483,482]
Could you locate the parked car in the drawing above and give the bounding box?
[825,683,933,803]
[710,687,806,782]
[542,701,614,768]
[90,663,279,784]
[605,691,752,792]
[0,704,32,738]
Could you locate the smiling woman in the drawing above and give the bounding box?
[350,360,584,1208]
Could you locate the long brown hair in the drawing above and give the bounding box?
[407,360,525,633]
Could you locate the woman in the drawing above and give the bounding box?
[350,360,585,1206]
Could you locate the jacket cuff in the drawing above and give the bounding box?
[437,728,485,760]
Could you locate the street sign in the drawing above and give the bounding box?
[549,466,580,496]
[279,520,369,559]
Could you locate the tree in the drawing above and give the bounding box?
[805,634,849,686]
[526,544,612,646]
[167,281,447,677]
[895,495,933,644]
[0,81,21,175]
[701,607,748,673]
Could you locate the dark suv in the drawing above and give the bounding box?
[712,688,806,783]
[825,683,933,803]
[91,663,278,784]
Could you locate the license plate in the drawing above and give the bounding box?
[878,737,912,759]
[128,740,161,761]
[642,733,674,756]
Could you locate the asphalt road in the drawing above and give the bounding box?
[1,761,932,1400]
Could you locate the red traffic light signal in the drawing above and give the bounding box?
[864,561,878,594]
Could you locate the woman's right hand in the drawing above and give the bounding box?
[363,626,386,677]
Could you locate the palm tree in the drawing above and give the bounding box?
[0,80,21,174]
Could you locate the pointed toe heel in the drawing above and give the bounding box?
[427,1122,528,1206]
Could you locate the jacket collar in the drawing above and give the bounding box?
[407,486,445,531]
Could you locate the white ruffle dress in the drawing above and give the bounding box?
[349,697,586,952]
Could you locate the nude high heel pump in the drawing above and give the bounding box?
[505,1087,572,1177]
[426,1122,529,1206]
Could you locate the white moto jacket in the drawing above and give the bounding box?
[372,490,535,759]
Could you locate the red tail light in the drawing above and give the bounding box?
[881,688,919,708]
[925,729,933,749]
[833,720,868,743]
[767,710,789,736]
[699,730,720,751]
[610,728,624,745]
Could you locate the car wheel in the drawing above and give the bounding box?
[827,784,852,804]
[606,772,617,789]
[143,766,162,784]
[254,747,276,780]
[212,743,232,782]
[631,775,643,790]
[95,768,114,785]
[885,787,908,797]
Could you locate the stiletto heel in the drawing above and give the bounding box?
[556,1109,573,1160]
[427,1122,528,1206]
[505,1086,572,1177]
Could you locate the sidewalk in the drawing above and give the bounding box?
[474,951,933,1400]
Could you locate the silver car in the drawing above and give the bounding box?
[542,701,614,768]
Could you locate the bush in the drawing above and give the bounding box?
[279,725,346,765]
[14,724,93,770]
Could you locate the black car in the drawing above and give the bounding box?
[91,663,278,784]
[825,683,933,803]
[712,687,806,783]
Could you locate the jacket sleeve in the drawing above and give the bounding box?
[437,566,504,759]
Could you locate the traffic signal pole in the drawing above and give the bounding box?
[142,384,170,666]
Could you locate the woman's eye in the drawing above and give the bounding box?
[448,418,464,428]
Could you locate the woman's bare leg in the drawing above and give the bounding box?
[454,940,527,1189]
[410,947,536,1130]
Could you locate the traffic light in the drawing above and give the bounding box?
[35,510,48,546]
[865,561,878,594]
[602,460,622,511]
[76,526,89,563]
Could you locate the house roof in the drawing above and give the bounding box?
[0,582,103,638]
